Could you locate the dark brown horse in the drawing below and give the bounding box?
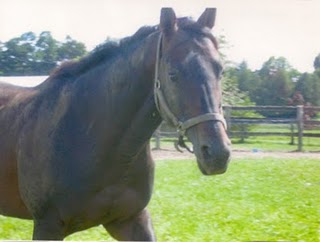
[0,8,231,241]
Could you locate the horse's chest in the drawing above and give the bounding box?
[59,152,154,232]
[65,184,149,233]
[64,161,154,233]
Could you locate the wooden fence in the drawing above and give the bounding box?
[154,105,320,151]
[224,105,320,151]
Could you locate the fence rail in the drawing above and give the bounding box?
[224,105,320,151]
[154,105,320,151]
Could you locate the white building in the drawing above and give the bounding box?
[0,76,47,87]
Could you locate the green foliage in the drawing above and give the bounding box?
[222,67,254,106]
[0,32,87,76]
[222,62,259,135]
[225,55,320,118]
[314,53,320,70]
[1,157,319,241]
[255,57,295,106]
[235,61,261,93]
[256,71,293,117]
[222,76,251,106]
[218,36,255,107]
[295,72,320,106]
[259,56,293,76]
[223,57,297,111]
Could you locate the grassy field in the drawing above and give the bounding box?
[231,135,320,152]
[152,135,320,153]
[1,156,319,241]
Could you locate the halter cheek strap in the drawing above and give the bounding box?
[154,33,227,136]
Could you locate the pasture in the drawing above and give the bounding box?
[1,155,319,241]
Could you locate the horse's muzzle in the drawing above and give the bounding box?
[197,143,231,175]
[188,121,232,175]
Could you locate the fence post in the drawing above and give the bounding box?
[297,105,304,151]
[224,106,232,137]
[290,124,295,145]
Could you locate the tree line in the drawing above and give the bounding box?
[223,55,320,115]
[1,32,320,112]
[0,31,86,76]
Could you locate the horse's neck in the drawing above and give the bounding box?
[114,93,162,159]
[108,33,162,157]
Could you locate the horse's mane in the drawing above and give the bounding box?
[49,18,218,80]
[50,26,158,80]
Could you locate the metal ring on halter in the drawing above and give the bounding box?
[155,79,161,89]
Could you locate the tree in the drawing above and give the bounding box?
[261,56,291,71]
[222,67,254,106]
[242,57,297,117]
[0,32,87,76]
[255,57,295,105]
[236,61,252,91]
[295,72,320,106]
[215,36,253,106]
[0,32,37,75]
[314,53,320,70]
[229,61,262,102]
[34,31,60,74]
[257,69,293,106]
[57,36,87,62]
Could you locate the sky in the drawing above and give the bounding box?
[0,0,320,73]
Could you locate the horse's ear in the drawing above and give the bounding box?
[197,8,217,29]
[160,8,177,37]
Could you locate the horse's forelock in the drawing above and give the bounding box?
[177,17,218,49]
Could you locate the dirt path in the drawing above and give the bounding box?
[152,147,320,160]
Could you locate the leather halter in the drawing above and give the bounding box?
[154,33,227,136]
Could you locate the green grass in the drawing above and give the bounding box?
[1,157,320,241]
[152,135,320,153]
[231,136,320,152]
[150,158,320,242]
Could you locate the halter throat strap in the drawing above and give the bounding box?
[154,33,227,136]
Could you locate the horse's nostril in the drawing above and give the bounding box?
[201,145,211,159]
[200,144,231,160]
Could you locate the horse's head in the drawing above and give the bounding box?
[155,8,231,175]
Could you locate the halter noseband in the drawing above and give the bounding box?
[154,33,227,137]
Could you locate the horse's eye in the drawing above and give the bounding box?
[168,70,179,82]
[213,62,224,78]
[217,64,224,78]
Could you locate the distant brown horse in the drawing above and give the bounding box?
[0,8,231,241]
